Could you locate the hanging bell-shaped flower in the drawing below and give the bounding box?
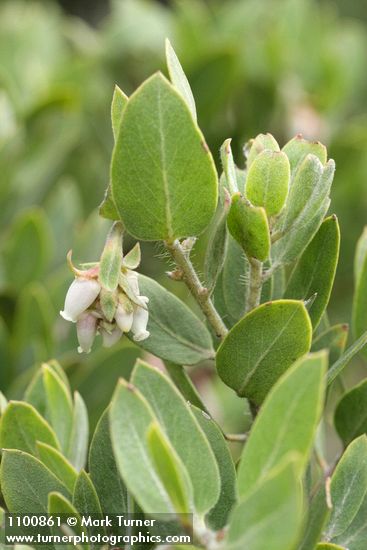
[131,296,150,342]
[60,278,101,322]
[76,311,98,353]
[115,294,134,333]
[101,325,122,348]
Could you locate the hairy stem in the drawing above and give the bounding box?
[165,239,228,339]
[246,258,263,312]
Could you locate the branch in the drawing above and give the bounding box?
[165,239,228,340]
[246,258,263,312]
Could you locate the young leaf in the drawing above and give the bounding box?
[165,39,196,122]
[272,156,335,265]
[98,221,124,291]
[191,406,237,530]
[43,365,73,453]
[282,134,327,172]
[111,73,218,241]
[220,139,238,194]
[237,352,327,498]
[245,150,290,216]
[111,84,128,141]
[246,133,280,168]
[89,408,128,515]
[24,360,69,418]
[1,449,70,513]
[67,392,89,472]
[109,379,174,514]
[0,401,59,455]
[132,274,214,364]
[147,421,193,514]
[335,379,367,446]
[99,86,128,221]
[216,300,312,404]
[312,324,348,365]
[226,457,303,550]
[285,216,340,328]
[131,360,220,515]
[324,435,367,539]
[227,193,270,261]
[36,442,78,493]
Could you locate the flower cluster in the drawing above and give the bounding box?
[60,240,149,354]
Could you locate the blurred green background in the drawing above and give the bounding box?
[1,0,366,433]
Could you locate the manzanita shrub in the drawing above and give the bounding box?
[1,40,367,550]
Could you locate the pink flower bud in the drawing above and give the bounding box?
[131,296,150,342]
[60,278,101,322]
[115,301,134,333]
[76,311,98,353]
[101,325,122,348]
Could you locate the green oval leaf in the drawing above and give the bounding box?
[147,421,193,515]
[272,156,335,265]
[227,193,270,261]
[165,39,196,122]
[89,408,128,515]
[111,72,218,241]
[245,150,290,216]
[246,133,280,168]
[67,391,89,472]
[1,449,70,513]
[332,490,367,549]
[226,457,303,550]
[335,379,367,446]
[48,492,87,547]
[285,216,340,328]
[191,405,237,530]
[43,365,73,454]
[111,85,128,141]
[216,299,312,404]
[131,360,220,515]
[73,470,103,519]
[237,352,327,498]
[0,401,59,455]
[282,135,327,172]
[324,435,367,539]
[109,379,175,514]
[36,442,78,494]
[131,274,214,365]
